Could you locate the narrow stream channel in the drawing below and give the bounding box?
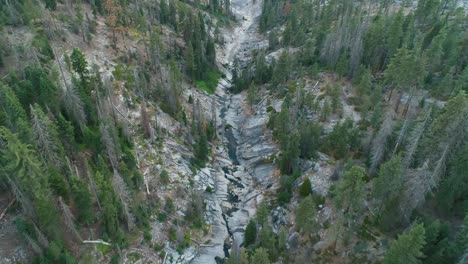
[191,1,266,263]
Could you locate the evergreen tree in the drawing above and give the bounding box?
[0,83,32,141]
[244,219,257,247]
[251,248,270,264]
[70,177,94,225]
[383,224,426,264]
[384,46,424,112]
[299,120,321,159]
[160,0,168,24]
[70,48,89,82]
[43,0,57,10]
[194,127,209,167]
[437,144,468,213]
[333,166,366,228]
[278,130,300,175]
[295,195,317,234]
[373,155,404,221]
[298,178,312,197]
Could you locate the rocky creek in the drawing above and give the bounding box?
[191,0,278,263]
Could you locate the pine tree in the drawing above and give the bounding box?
[256,203,269,226]
[43,0,57,10]
[168,0,177,30]
[334,166,366,220]
[244,219,257,246]
[247,82,258,109]
[70,177,94,225]
[384,46,424,112]
[0,127,59,236]
[186,42,196,80]
[383,224,426,264]
[278,130,300,175]
[437,144,468,212]
[194,126,209,167]
[298,178,312,197]
[251,248,270,264]
[258,224,275,253]
[70,48,89,81]
[385,9,404,65]
[373,155,403,218]
[296,195,317,234]
[0,83,32,141]
[299,120,321,159]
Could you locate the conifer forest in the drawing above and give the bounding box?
[0,0,467,263]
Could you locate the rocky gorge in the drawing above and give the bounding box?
[191,0,278,263]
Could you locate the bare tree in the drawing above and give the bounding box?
[85,162,101,209]
[141,102,152,139]
[403,109,431,169]
[6,175,35,220]
[370,109,395,174]
[33,223,49,249]
[63,84,86,132]
[97,98,120,170]
[59,196,82,242]
[112,169,135,231]
[26,235,43,255]
[393,112,411,156]
[99,122,119,169]
[401,161,431,221]
[30,105,64,169]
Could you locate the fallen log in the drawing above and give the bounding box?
[0,198,15,221]
[82,240,112,246]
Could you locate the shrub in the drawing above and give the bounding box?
[299,178,312,197]
[244,220,257,247]
[160,169,170,185]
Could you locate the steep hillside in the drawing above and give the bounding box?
[0,0,238,263]
[1,0,468,264]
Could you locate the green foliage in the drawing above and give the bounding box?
[271,51,291,88]
[251,247,271,264]
[373,155,404,224]
[260,0,286,32]
[278,133,300,175]
[256,203,269,226]
[185,193,204,228]
[34,240,78,264]
[298,178,312,197]
[383,224,426,264]
[299,120,322,159]
[193,127,209,168]
[244,219,257,247]
[436,144,468,215]
[15,66,59,111]
[0,83,32,141]
[48,168,69,200]
[32,31,55,63]
[70,178,94,225]
[333,166,367,220]
[296,195,318,234]
[196,70,220,94]
[70,48,89,81]
[42,0,57,10]
[322,119,360,159]
[160,169,170,185]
